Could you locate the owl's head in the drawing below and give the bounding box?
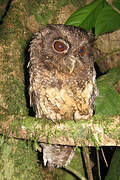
[29,24,94,76]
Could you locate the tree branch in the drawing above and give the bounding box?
[0,114,119,146]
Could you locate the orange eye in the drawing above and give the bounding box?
[79,47,86,57]
[53,40,69,53]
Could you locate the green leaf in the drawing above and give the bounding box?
[105,148,120,180]
[65,0,105,31]
[113,0,120,11]
[95,1,120,35]
[95,67,120,116]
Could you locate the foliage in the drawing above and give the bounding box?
[65,0,120,35]
[105,148,120,180]
[96,67,120,116]
[0,137,42,180]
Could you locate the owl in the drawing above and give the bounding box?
[28,24,98,168]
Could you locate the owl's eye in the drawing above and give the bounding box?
[79,47,86,57]
[53,40,69,53]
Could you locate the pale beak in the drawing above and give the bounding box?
[65,55,76,74]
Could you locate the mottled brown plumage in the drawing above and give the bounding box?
[28,24,98,168]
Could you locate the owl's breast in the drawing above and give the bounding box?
[29,68,97,121]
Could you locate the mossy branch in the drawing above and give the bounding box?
[0,114,119,146]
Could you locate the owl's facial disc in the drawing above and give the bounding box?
[52,39,69,54]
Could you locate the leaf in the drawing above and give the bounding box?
[112,0,120,11]
[105,148,120,180]
[65,0,105,31]
[95,1,120,35]
[95,67,120,116]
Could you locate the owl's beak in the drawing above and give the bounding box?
[68,61,76,74]
[67,55,76,74]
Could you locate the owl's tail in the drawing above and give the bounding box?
[40,143,75,168]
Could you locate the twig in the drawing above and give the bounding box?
[96,148,101,180]
[101,147,108,167]
[83,147,93,180]
[64,166,87,180]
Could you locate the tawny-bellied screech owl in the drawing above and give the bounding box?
[29,24,98,168]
